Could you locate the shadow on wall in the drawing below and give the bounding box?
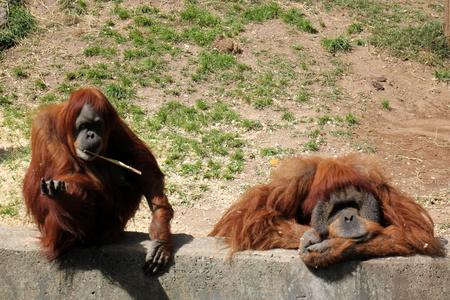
[55,232,194,299]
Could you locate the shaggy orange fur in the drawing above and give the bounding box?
[209,155,444,266]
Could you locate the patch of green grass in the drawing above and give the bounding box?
[347,22,363,34]
[136,5,159,15]
[194,50,237,78]
[296,89,311,102]
[304,129,321,138]
[134,16,156,27]
[321,35,352,53]
[0,95,13,106]
[39,93,60,105]
[99,27,127,43]
[281,8,317,33]
[83,46,101,56]
[111,4,132,20]
[0,146,31,164]
[243,2,282,22]
[0,199,20,217]
[317,115,332,125]
[35,80,48,91]
[303,139,319,152]
[345,113,357,125]
[260,147,278,157]
[180,5,221,27]
[2,104,32,134]
[370,21,449,65]
[59,0,88,15]
[104,83,135,101]
[381,99,391,111]
[0,5,37,52]
[435,68,450,83]
[13,67,28,79]
[58,83,79,95]
[146,100,254,180]
[182,26,223,47]
[281,110,296,122]
[253,98,273,109]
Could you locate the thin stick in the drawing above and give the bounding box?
[83,150,142,175]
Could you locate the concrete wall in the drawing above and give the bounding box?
[0,225,448,300]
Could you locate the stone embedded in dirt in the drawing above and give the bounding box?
[0,7,7,28]
[376,76,387,82]
[372,81,385,91]
[213,34,243,54]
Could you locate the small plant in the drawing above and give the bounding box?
[369,21,450,65]
[292,44,305,51]
[13,67,28,78]
[243,2,282,22]
[59,0,88,15]
[303,139,319,152]
[0,96,12,106]
[39,94,59,105]
[435,68,450,83]
[347,22,363,34]
[241,119,263,130]
[65,72,77,80]
[35,80,48,90]
[137,5,159,14]
[317,115,331,125]
[281,8,317,34]
[345,113,357,125]
[253,98,273,109]
[281,110,296,122]
[180,6,221,27]
[296,90,311,102]
[381,99,391,111]
[304,129,321,138]
[321,35,352,53]
[134,16,155,27]
[260,147,279,157]
[111,4,131,20]
[0,4,37,53]
[195,50,237,77]
[355,39,365,46]
[105,84,135,100]
[83,46,101,56]
[0,200,20,217]
[58,83,79,94]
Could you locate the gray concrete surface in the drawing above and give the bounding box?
[0,225,448,300]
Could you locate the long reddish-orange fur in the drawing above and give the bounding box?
[23,87,173,260]
[209,155,444,262]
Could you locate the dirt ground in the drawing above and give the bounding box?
[0,0,448,240]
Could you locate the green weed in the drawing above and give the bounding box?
[321,35,352,53]
[13,67,28,79]
[347,22,363,34]
[35,80,48,91]
[303,139,319,152]
[243,2,282,22]
[370,21,450,65]
[180,5,221,27]
[0,5,36,52]
[435,68,450,83]
[381,99,391,111]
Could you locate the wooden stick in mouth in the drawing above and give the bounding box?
[83,149,142,175]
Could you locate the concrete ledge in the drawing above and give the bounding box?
[0,225,448,299]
